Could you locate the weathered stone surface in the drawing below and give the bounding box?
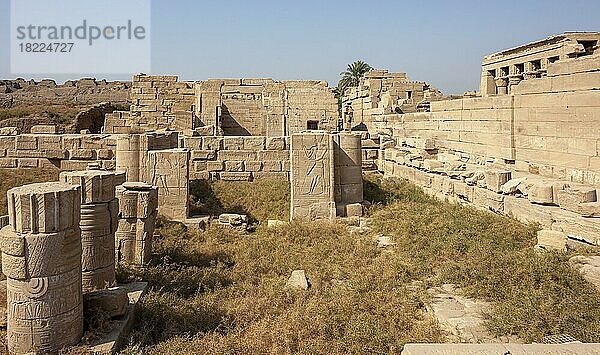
[1,182,84,354]
[573,202,600,217]
[536,230,567,251]
[569,255,600,290]
[290,132,335,220]
[286,270,309,290]
[556,185,597,212]
[115,183,158,266]
[427,285,495,343]
[345,203,363,217]
[484,170,511,193]
[84,286,129,318]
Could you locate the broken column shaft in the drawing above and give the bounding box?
[115,182,158,266]
[60,170,119,292]
[1,182,83,354]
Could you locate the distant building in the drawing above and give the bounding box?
[480,32,600,96]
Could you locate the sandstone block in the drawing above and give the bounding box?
[537,230,567,251]
[7,182,81,234]
[484,170,512,193]
[286,270,309,290]
[30,125,57,134]
[557,185,597,212]
[60,170,117,204]
[346,203,363,217]
[573,202,600,218]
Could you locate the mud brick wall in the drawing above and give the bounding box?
[0,133,116,170]
[182,136,290,181]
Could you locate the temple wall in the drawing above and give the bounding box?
[374,54,600,186]
[0,133,116,170]
[181,136,290,181]
[376,54,600,245]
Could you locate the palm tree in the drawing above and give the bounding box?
[337,60,373,94]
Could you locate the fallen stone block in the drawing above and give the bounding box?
[422,159,444,173]
[267,220,287,228]
[345,203,363,217]
[286,270,310,290]
[84,287,129,319]
[500,177,527,195]
[484,170,511,193]
[30,125,57,134]
[573,202,600,218]
[377,235,395,248]
[465,170,484,186]
[86,282,148,354]
[557,185,597,212]
[569,255,600,290]
[536,230,567,251]
[527,181,555,205]
[218,213,248,226]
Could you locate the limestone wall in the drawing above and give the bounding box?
[104,76,338,136]
[0,133,116,170]
[374,54,600,186]
[182,136,290,181]
[375,54,600,245]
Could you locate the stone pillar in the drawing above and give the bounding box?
[290,132,336,220]
[60,170,118,292]
[147,148,190,220]
[115,182,158,266]
[0,182,83,354]
[494,77,508,95]
[508,74,523,94]
[116,134,151,182]
[334,133,363,216]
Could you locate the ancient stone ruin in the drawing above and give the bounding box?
[1,182,83,354]
[0,31,599,353]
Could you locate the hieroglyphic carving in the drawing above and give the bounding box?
[147,148,190,220]
[60,169,118,293]
[0,182,83,354]
[290,132,335,220]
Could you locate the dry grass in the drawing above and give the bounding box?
[190,179,291,222]
[365,174,600,342]
[1,171,599,353]
[0,167,61,215]
[118,175,600,354]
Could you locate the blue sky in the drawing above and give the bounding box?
[1,0,598,94]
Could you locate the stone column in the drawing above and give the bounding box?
[494,77,508,95]
[290,132,336,220]
[116,134,146,182]
[334,133,363,216]
[0,182,83,354]
[115,182,158,266]
[60,170,118,292]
